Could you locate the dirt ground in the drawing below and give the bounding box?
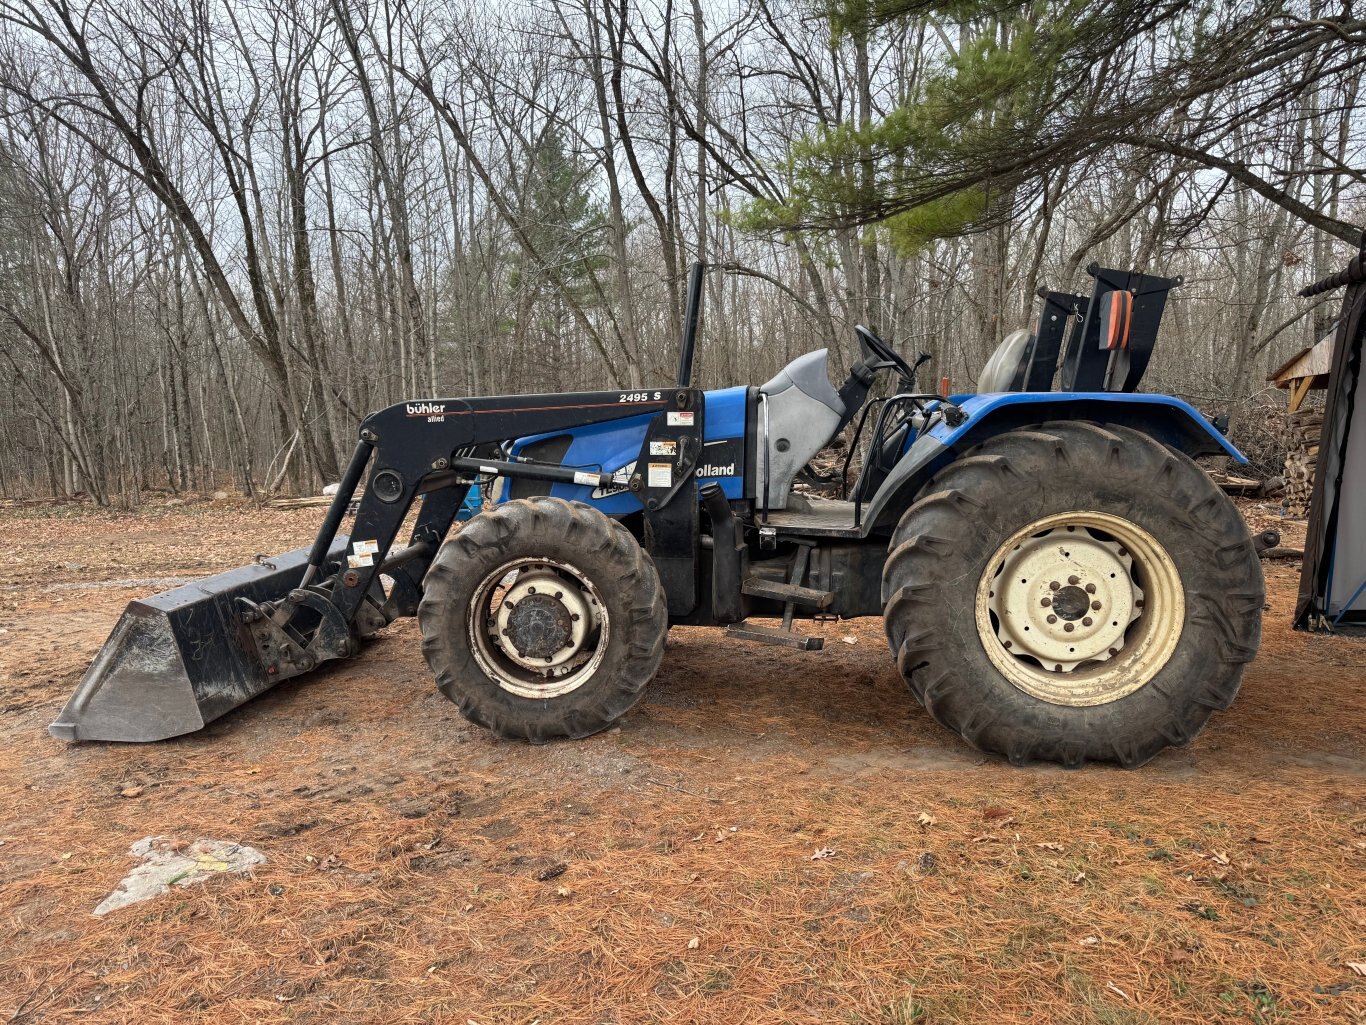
[0,499,1362,1024]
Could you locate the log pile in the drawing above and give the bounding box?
[269,493,363,514]
[1284,409,1323,517]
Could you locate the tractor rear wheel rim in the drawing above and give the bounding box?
[975,511,1184,707]
[469,557,607,699]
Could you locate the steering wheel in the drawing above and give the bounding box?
[854,325,915,383]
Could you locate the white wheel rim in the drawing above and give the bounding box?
[468,557,608,699]
[974,511,1185,707]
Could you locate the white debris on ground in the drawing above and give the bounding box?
[92,836,266,917]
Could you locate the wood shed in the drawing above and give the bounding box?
[1271,331,1334,516]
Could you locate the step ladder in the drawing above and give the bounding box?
[725,541,832,650]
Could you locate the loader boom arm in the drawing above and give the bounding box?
[52,387,705,742]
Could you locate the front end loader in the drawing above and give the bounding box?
[53,263,1263,767]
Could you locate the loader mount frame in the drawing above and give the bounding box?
[247,388,708,685]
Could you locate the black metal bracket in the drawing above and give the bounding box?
[636,389,705,616]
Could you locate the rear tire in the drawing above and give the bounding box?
[882,422,1263,767]
[420,497,667,741]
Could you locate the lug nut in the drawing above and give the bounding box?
[1091,600,1102,610]
[554,590,563,599]
[527,586,537,594]
[1068,575,1080,585]
[1050,580,1061,590]
[1047,615,1058,624]
[1082,617,1093,627]
[1041,597,1052,607]
[1085,583,1096,594]
[570,613,581,622]
[1063,622,1075,632]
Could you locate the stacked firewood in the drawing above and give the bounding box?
[1284,409,1323,517]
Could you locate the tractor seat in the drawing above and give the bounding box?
[977,328,1033,393]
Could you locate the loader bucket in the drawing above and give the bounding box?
[50,539,349,743]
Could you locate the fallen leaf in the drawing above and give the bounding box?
[1211,851,1230,866]
[536,863,567,882]
[687,873,698,882]
[1347,963,1366,977]
[916,812,936,828]
[972,834,999,843]
[981,806,1011,820]
[811,848,837,860]
[690,833,704,842]
[119,786,144,798]
[1073,871,1087,883]
[841,635,857,645]
[1037,842,1065,852]
[1105,981,1129,1000]
[1078,935,1100,946]
[714,829,727,843]
[687,936,700,950]
[555,886,571,898]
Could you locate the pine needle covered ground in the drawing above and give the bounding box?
[0,500,1362,1024]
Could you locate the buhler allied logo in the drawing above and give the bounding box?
[406,402,446,422]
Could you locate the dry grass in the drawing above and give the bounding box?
[0,502,1363,1024]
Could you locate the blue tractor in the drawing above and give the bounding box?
[53,264,1263,767]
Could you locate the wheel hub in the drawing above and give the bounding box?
[976,511,1184,707]
[986,526,1142,672]
[503,594,573,660]
[1051,584,1090,621]
[490,567,597,676]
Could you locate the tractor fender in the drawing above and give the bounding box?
[863,392,1245,533]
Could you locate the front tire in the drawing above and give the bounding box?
[419,497,667,741]
[882,422,1263,768]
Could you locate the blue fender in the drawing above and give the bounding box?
[862,391,1244,532]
